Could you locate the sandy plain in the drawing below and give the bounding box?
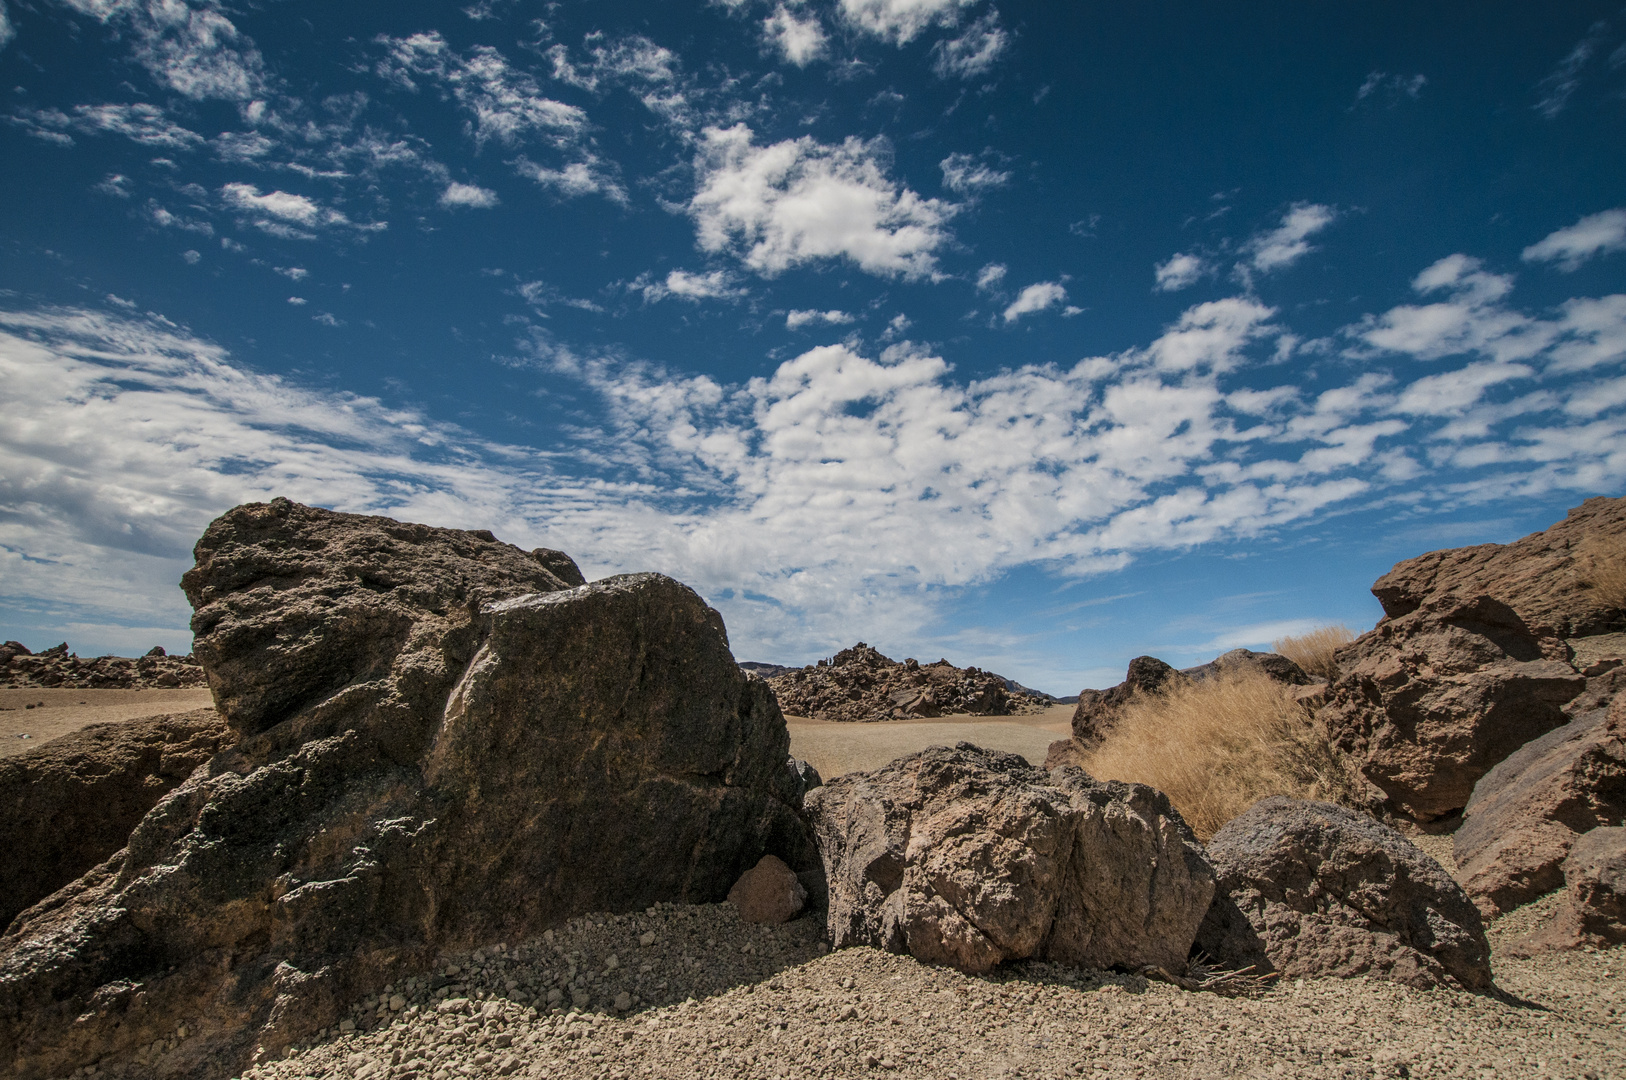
[0,687,215,757]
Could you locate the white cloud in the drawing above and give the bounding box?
[763,4,827,66]
[221,182,355,238]
[688,124,956,280]
[839,0,974,44]
[1534,24,1609,118]
[1154,252,1207,292]
[1241,203,1337,274]
[95,173,133,198]
[640,269,744,303]
[58,0,269,101]
[274,266,308,281]
[0,2,14,51]
[786,308,855,330]
[931,11,1007,79]
[1522,208,1626,272]
[287,296,306,305]
[1002,281,1067,322]
[10,103,204,149]
[180,249,200,264]
[440,181,500,209]
[5,267,1625,662]
[513,157,627,203]
[939,151,1010,195]
[1355,72,1427,103]
[975,263,1006,292]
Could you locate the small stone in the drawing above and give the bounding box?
[338,1019,356,1033]
[390,994,406,1011]
[726,855,807,925]
[605,954,619,970]
[614,992,633,1012]
[639,931,656,947]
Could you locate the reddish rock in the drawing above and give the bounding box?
[1453,696,1626,917]
[1320,497,1626,821]
[766,643,1048,723]
[1070,655,1184,743]
[728,855,808,925]
[805,744,1214,975]
[1505,826,1626,955]
[1195,797,1491,990]
[0,709,229,929]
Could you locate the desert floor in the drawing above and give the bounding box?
[21,694,1626,1080]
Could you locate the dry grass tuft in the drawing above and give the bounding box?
[1082,668,1354,841]
[1271,624,1355,681]
[1578,533,1626,612]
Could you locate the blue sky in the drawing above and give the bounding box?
[1,0,1623,694]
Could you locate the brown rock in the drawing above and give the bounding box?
[728,855,808,925]
[1,644,207,690]
[0,709,229,929]
[0,501,809,1080]
[1195,797,1491,990]
[1320,497,1626,821]
[766,643,1048,723]
[1453,696,1626,917]
[1180,648,1314,687]
[1505,826,1626,955]
[1070,655,1184,743]
[805,743,1215,975]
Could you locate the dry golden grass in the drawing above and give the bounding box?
[1082,669,1354,841]
[1578,533,1626,611]
[1271,624,1355,681]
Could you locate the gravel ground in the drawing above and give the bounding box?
[786,705,1072,779]
[171,888,1622,1080]
[0,688,215,756]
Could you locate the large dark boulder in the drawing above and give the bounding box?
[805,743,1215,975]
[1070,655,1184,743]
[1453,696,1626,917]
[1195,797,1492,990]
[0,710,228,929]
[0,501,811,1080]
[1320,497,1626,821]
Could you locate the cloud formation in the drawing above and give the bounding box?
[440,181,499,208]
[839,0,975,44]
[939,151,1009,194]
[763,4,827,66]
[1154,252,1207,292]
[1002,281,1067,322]
[1522,208,1626,272]
[785,308,855,329]
[688,124,955,279]
[932,11,1007,79]
[1240,203,1337,275]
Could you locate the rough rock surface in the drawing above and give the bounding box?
[1069,656,1183,743]
[1195,797,1491,990]
[728,855,808,925]
[0,499,812,1080]
[805,743,1214,975]
[0,641,206,690]
[766,644,1048,723]
[1560,825,1626,943]
[0,709,228,929]
[1453,695,1626,916]
[1320,497,1626,821]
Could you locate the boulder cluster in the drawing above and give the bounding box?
[766,643,1049,722]
[0,642,205,689]
[1,495,1623,1080]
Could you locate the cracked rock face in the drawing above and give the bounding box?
[1195,797,1492,990]
[0,500,811,1080]
[1320,496,1626,821]
[804,743,1215,975]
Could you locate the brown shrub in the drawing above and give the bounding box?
[1271,624,1356,681]
[1081,669,1354,841]
[1579,533,1626,612]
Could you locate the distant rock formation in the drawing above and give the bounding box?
[1321,496,1625,821]
[806,744,1214,974]
[1070,649,1312,745]
[0,709,228,929]
[0,641,206,689]
[1196,797,1491,990]
[766,642,1049,722]
[0,499,812,1080]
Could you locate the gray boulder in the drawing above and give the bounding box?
[1195,797,1492,990]
[0,500,811,1080]
[805,743,1215,975]
[1453,696,1626,917]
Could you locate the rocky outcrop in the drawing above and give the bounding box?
[1453,696,1626,917]
[805,743,1215,975]
[1505,826,1626,955]
[0,709,228,929]
[1195,797,1492,990]
[1181,648,1315,687]
[766,643,1048,723]
[0,499,812,1080]
[1070,656,1183,743]
[1,641,206,690]
[1320,497,1626,821]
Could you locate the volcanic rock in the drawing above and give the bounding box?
[1453,696,1626,917]
[0,499,811,1080]
[766,643,1048,723]
[1561,826,1626,944]
[1,640,206,690]
[728,855,808,925]
[1180,648,1315,687]
[804,743,1215,975]
[1319,497,1626,821]
[1195,797,1491,990]
[1070,655,1184,743]
[0,709,229,929]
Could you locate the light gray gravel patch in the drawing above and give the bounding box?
[196,896,1625,1080]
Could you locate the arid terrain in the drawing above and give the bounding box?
[17,692,1624,1080]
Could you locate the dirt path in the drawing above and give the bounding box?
[787,704,1072,778]
[0,687,216,757]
